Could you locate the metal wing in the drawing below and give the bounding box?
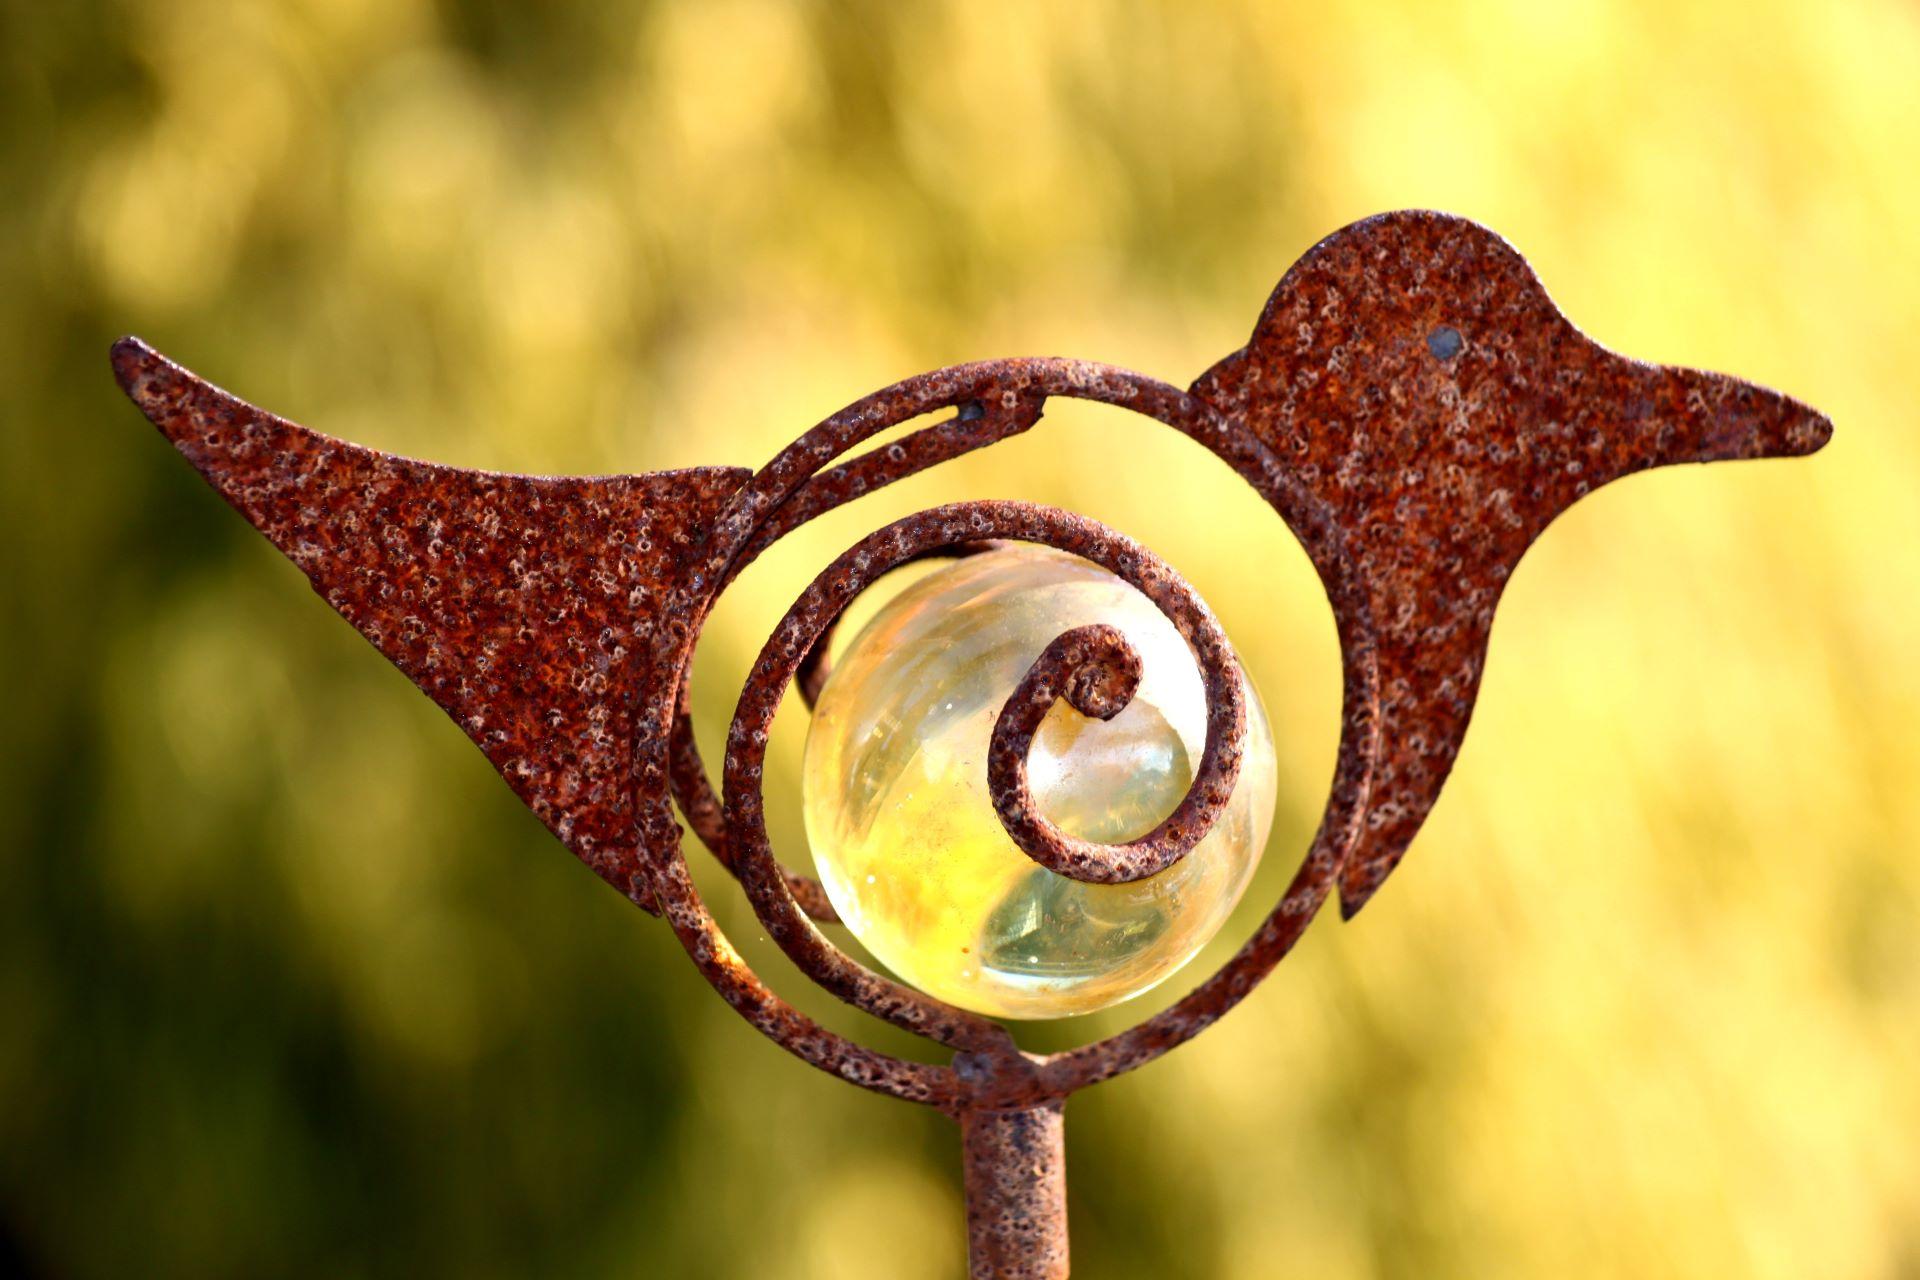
[112,337,746,909]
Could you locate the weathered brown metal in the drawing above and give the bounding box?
[112,209,1830,1277]
[716,499,1255,1064]
[795,541,1003,712]
[959,1097,1070,1279]
[1191,212,1832,913]
[986,613,1241,887]
[108,337,746,915]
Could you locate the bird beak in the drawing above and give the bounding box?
[1330,350,1831,920]
[1628,358,1833,469]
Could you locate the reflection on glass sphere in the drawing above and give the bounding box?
[801,545,1276,1019]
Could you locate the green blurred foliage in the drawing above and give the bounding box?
[3,0,1917,1276]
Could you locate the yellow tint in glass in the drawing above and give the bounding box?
[801,545,1276,1019]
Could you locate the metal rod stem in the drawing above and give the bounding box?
[960,1100,1069,1279]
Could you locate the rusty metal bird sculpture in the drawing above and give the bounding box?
[112,210,1830,1279]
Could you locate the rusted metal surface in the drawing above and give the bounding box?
[959,1097,1069,1279]
[1192,211,1832,913]
[987,612,1241,886]
[114,209,1830,1277]
[108,338,745,916]
[713,498,1260,1070]
[795,541,1003,711]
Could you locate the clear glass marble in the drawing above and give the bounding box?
[801,545,1276,1019]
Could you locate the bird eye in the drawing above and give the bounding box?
[1426,326,1464,360]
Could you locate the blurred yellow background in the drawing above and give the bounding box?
[3,1,1917,1276]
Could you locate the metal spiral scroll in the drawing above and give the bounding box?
[634,358,1381,1111]
[113,208,1832,1279]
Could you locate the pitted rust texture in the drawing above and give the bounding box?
[115,332,1359,1115]
[109,338,743,916]
[795,541,1004,711]
[986,615,1243,886]
[712,500,1256,1073]
[665,691,839,922]
[115,209,1831,1279]
[665,396,1043,925]
[622,351,1379,1111]
[1191,211,1831,913]
[960,1099,1069,1280]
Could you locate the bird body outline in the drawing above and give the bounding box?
[112,209,1831,944]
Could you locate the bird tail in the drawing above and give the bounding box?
[111,337,746,912]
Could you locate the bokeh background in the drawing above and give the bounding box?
[4,1,1918,1276]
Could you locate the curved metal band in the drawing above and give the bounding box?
[630,357,1383,1109]
[719,500,1247,1077]
[665,395,1043,922]
[796,541,1004,712]
[985,612,1244,886]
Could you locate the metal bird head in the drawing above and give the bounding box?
[112,211,1829,1098]
[1196,210,1831,913]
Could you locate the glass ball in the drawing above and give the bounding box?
[801,544,1276,1019]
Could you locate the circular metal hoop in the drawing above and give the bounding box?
[721,500,1246,1061]
[110,208,1837,1280]
[630,357,1383,1109]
